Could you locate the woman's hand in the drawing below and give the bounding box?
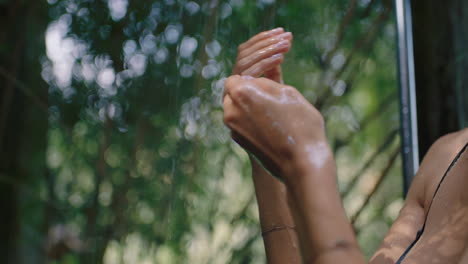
[232,28,292,83]
[232,28,293,172]
[223,76,329,185]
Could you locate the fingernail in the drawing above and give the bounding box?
[275,40,289,48]
[277,32,292,40]
[271,27,284,33]
[241,75,255,80]
[271,54,283,59]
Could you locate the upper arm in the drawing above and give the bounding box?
[368,195,425,263]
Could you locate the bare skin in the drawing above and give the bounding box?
[370,129,468,264]
[227,29,468,263]
[224,74,364,263]
[232,28,301,263]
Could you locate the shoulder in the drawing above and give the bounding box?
[411,128,468,212]
[429,128,468,153]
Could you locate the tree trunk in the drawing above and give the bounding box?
[0,1,48,263]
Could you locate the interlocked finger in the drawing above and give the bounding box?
[237,40,291,74]
[243,54,284,77]
[238,27,284,51]
[239,31,293,59]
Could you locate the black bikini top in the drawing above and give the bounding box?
[396,143,468,264]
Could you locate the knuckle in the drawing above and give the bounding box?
[224,80,232,92]
[223,112,235,126]
[312,110,325,127]
[223,108,241,127]
[225,74,238,85]
[231,85,248,99]
[236,84,255,102]
[224,78,236,94]
[283,85,298,95]
[316,111,325,122]
[284,85,295,92]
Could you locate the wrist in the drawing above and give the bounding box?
[282,140,334,189]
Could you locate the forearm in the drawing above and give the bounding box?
[222,74,365,263]
[250,157,302,263]
[285,143,365,264]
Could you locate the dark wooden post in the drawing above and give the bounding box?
[411,0,466,157]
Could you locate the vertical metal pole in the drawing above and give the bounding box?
[395,0,419,195]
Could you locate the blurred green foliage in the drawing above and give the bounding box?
[8,0,404,263]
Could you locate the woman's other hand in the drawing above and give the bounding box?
[232,28,292,83]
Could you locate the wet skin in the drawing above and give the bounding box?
[227,28,468,263]
[232,28,302,263]
[228,28,362,263]
[224,74,364,264]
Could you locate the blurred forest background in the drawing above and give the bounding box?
[0,0,465,263]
